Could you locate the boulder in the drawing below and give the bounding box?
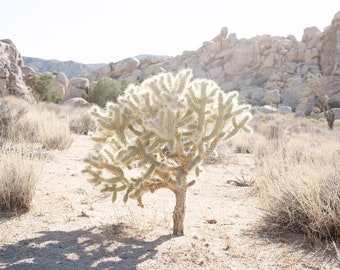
[263,89,280,105]
[64,77,89,100]
[331,10,340,25]
[55,72,68,87]
[0,39,34,102]
[62,97,89,107]
[250,87,265,104]
[208,66,223,79]
[302,26,322,48]
[257,105,278,114]
[331,108,340,119]
[114,57,140,77]
[89,62,114,82]
[21,65,38,89]
[68,77,88,90]
[278,105,292,114]
[320,11,340,75]
[143,64,166,79]
[223,39,260,75]
[295,111,306,118]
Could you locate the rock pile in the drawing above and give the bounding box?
[89,10,340,113]
[1,10,339,113]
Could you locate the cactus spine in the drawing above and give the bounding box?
[83,69,252,236]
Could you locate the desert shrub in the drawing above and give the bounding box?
[0,98,27,139]
[1,100,72,150]
[229,130,260,154]
[0,143,44,211]
[31,74,62,103]
[67,107,95,135]
[255,129,340,244]
[37,102,95,135]
[15,107,72,150]
[83,77,132,107]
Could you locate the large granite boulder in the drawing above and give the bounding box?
[63,77,89,100]
[53,72,68,97]
[320,12,340,76]
[0,39,34,102]
[62,97,89,107]
[21,65,38,89]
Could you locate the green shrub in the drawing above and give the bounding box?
[32,74,62,103]
[83,77,131,107]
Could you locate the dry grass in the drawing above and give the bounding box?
[0,143,44,211]
[253,112,340,245]
[0,97,74,212]
[0,98,72,150]
[14,108,72,150]
[37,102,96,135]
[0,97,27,138]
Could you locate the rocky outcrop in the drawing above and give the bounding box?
[23,56,105,78]
[21,65,38,89]
[53,72,68,97]
[90,11,340,112]
[89,55,169,82]
[0,39,34,102]
[63,77,89,101]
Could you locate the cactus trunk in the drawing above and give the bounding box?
[173,186,186,236]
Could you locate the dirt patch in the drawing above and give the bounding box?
[0,135,339,269]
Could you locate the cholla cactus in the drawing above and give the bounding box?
[83,69,252,236]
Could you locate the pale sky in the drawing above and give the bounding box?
[1,0,339,64]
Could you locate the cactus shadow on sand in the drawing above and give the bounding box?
[0,224,172,270]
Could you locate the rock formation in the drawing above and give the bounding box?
[89,10,340,113]
[0,39,34,102]
[2,10,340,111]
[63,77,89,101]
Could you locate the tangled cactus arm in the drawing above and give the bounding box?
[83,69,252,236]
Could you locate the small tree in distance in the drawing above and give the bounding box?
[299,73,335,129]
[32,74,62,103]
[83,69,252,236]
[83,77,131,107]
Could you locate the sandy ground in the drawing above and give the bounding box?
[0,134,339,270]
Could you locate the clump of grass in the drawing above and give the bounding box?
[37,102,95,135]
[0,97,74,213]
[0,98,27,139]
[0,143,44,211]
[14,108,72,150]
[67,108,95,135]
[229,131,260,154]
[0,101,72,150]
[255,128,340,244]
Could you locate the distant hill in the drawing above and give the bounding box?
[23,56,106,78]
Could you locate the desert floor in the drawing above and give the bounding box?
[0,135,339,270]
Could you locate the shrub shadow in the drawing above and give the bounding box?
[256,226,340,267]
[0,223,172,269]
